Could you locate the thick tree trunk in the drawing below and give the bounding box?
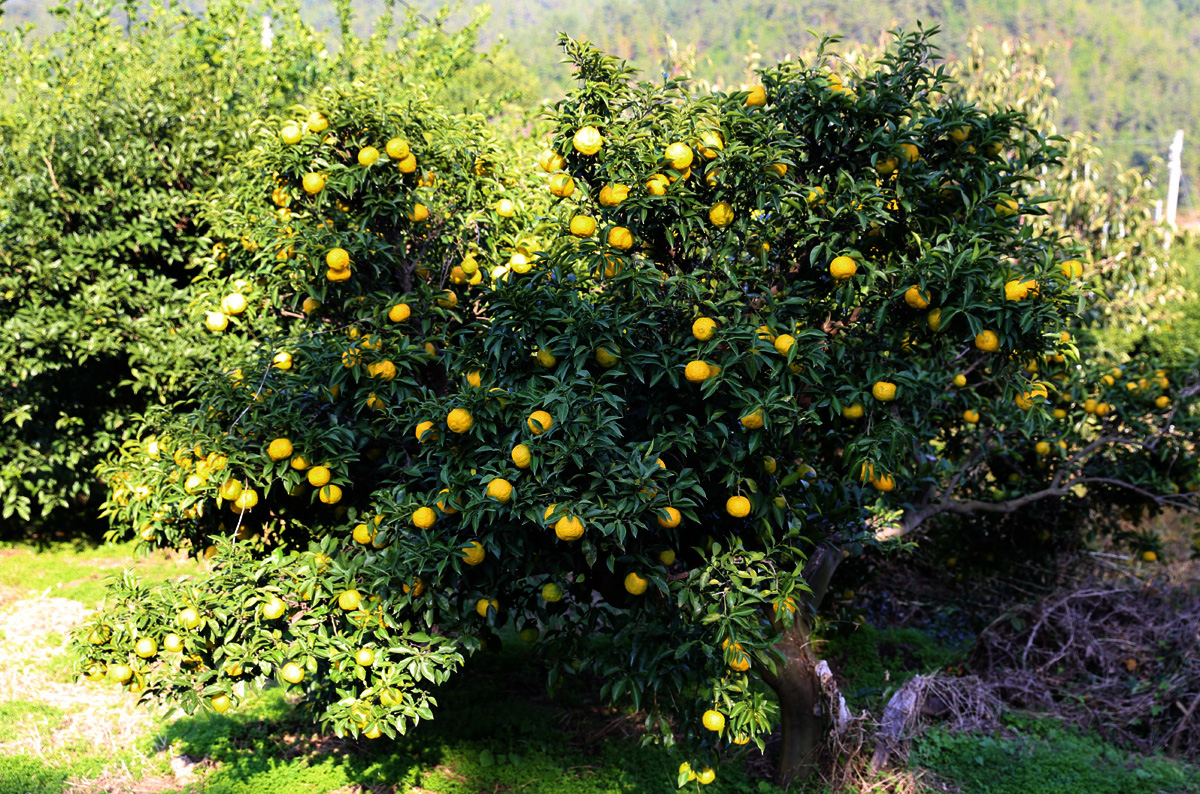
[762,545,843,789]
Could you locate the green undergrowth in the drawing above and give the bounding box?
[910,714,1200,794]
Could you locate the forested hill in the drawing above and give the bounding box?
[5,0,1198,173]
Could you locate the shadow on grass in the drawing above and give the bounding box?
[156,638,771,794]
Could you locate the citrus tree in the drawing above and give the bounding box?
[76,29,1198,788]
[0,0,525,537]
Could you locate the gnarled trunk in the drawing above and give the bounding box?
[761,545,843,789]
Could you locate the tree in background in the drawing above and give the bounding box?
[0,0,523,537]
[74,24,1198,788]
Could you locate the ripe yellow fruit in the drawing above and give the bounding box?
[272,351,293,371]
[511,443,532,468]
[267,438,293,461]
[280,123,302,144]
[555,516,585,541]
[740,410,764,429]
[326,248,350,270]
[205,311,228,332]
[692,317,717,340]
[542,583,563,602]
[646,174,669,195]
[233,489,259,511]
[708,200,734,228]
[163,633,183,653]
[412,506,436,530]
[607,226,633,251]
[1035,441,1051,456]
[842,403,864,419]
[953,374,967,388]
[875,155,899,175]
[1142,550,1157,562]
[548,173,575,197]
[385,138,410,160]
[698,130,725,158]
[476,597,499,617]
[495,198,516,217]
[535,347,557,368]
[726,496,751,517]
[281,662,305,684]
[1060,259,1083,279]
[355,648,375,667]
[594,346,619,368]
[446,408,473,434]
[135,637,157,658]
[353,523,376,545]
[486,478,513,503]
[871,474,896,492]
[963,409,981,424]
[685,360,711,383]
[1155,395,1170,409]
[319,484,342,504]
[179,607,202,629]
[461,541,485,566]
[664,141,694,170]
[408,203,429,222]
[573,125,603,155]
[397,153,417,173]
[598,183,630,207]
[527,410,554,435]
[899,142,919,163]
[872,381,897,402]
[726,642,751,672]
[806,185,826,205]
[904,286,930,309]
[624,572,649,595]
[698,768,716,785]
[745,85,766,107]
[569,215,596,237]
[927,308,943,332]
[415,421,436,443]
[995,197,1019,217]
[657,506,682,528]
[221,293,247,316]
[774,334,796,356]
[1004,279,1036,301]
[306,111,328,132]
[337,589,362,611]
[975,330,1000,352]
[211,694,232,713]
[357,146,379,166]
[538,149,565,172]
[829,256,857,280]
[307,466,331,487]
[948,125,970,143]
[701,709,725,732]
[302,172,326,195]
[659,549,676,565]
[327,267,351,283]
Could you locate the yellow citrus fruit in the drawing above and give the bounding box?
[569,215,596,237]
[221,293,247,315]
[280,123,302,144]
[326,267,352,283]
[659,549,676,565]
[692,318,717,340]
[353,523,375,545]
[535,348,557,368]
[548,173,575,197]
[871,474,896,491]
[554,516,585,541]
[624,572,648,595]
[745,85,766,106]
[975,330,1000,352]
[948,125,970,143]
[927,308,943,332]
[319,484,342,504]
[447,408,473,434]
[1142,550,1157,562]
[904,286,930,309]
[726,496,751,517]
[267,438,293,461]
[461,541,485,566]
[774,334,796,356]
[233,489,259,511]
[657,506,682,528]
[413,506,436,530]
[307,466,331,487]
[645,174,669,195]
[963,409,981,424]
[698,768,716,785]
[829,256,857,280]
[572,125,603,155]
[699,130,725,157]
[872,381,897,402]
[302,172,325,194]
[397,153,417,173]
[1060,259,1083,279]
[527,410,554,435]
[205,311,228,332]
[486,478,513,503]
[1155,395,1170,409]
[595,347,619,368]
[211,694,232,713]
[385,138,410,160]
[135,637,157,658]
[408,203,429,222]
[685,359,717,384]
[607,226,633,251]
[476,597,499,617]
[709,201,734,228]
[415,421,436,443]
[511,443,532,468]
[355,648,375,667]
[701,709,725,732]
[899,142,919,163]
[495,198,515,217]
[542,583,563,602]
[842,403,864,419]
[178,607,202,629]
[538,149,565,172]
[598,183,629,207]
[326,248,350,270]
[281,662,305,684]
[740,410,764,429]
[664,141,694,170]
[358,146,379,166]
[953,374,967,388]
[995,197,1019,217]
[875,155,899,175]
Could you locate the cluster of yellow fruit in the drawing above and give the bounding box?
[203,280,252,332]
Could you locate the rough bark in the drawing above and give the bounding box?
[761,545,843,789]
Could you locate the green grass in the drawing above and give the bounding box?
[0,540,198,607]
[911,714,1200,794]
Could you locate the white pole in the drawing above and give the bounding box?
[1166,129,1184,227]
[262,15,274,50]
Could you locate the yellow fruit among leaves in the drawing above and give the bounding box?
[685,360,711,383]
[572,125,603,155]
[829,256,857,280]
[511,443,532,468]
[447,408,473,434]
[486,477,513,503]
[975,330,1000,352]
[461,541,485,566]
[701,709,725,732]
[624,572,649,595]
[872,381,897,402]
[692,317,717,341]
[267,438,293,461]
[726,495,751,517]
[527,410,554,435]
[904,286,930,309]
[709,201,734,228]
[412,506,436,529]
[554,516,585,541]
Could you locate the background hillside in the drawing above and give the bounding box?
[4,0,1196,192]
